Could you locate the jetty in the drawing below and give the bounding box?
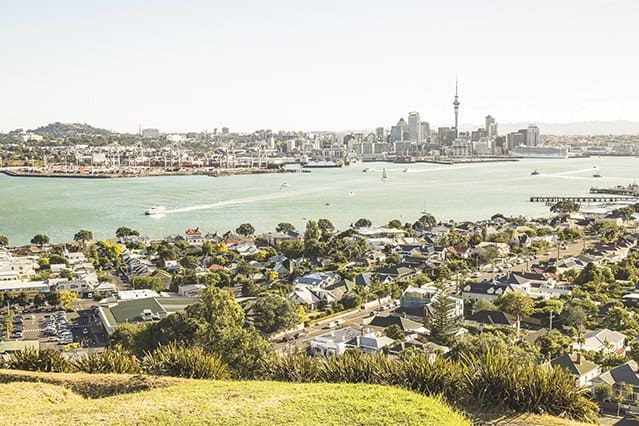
[590,185,639,197]
[530,195,636,203]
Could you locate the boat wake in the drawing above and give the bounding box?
[165,187,331,214]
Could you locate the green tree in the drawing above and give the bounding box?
[429,281,458,344]
[413,213,437,228]
[612,206,635,221]
[495,292,534,331]
[318,218,335,236]
[115,227,139,239]
[236,223,255,237]
[472,298,497,313]
[276,222,295,233]
[536,330,571,358]
[0,235,8,247]
[304,220,319,241]
[278,239,304,259]
[387,219,402,229]
[602,306,639,334]
[73,229,93,245]
[550,200,580,214]
[354,218,372,228]
[252,295,300,335]
[31,234,49,247]
[130,276,164,292]
[384,324,404,340]
[58,290,77,310]
[180,255,201,269]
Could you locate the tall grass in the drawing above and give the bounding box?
[72,350,140,374]
[142,343,230,379]
[7,348,73,373]
[266,349,599,423]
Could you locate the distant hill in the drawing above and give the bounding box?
[461,120,639,136]
[32,122,113,138]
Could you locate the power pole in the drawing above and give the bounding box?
[549,310,553,331]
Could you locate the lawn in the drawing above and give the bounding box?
[0,375,469,425]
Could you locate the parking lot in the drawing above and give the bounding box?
[4,305,106,351]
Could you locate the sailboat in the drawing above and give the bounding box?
[381,168,387,181]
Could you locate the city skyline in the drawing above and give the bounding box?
[1,0,638,133]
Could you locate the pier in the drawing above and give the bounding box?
[590,186,639,197]
[530,195,636,203]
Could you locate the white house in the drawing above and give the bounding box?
[574,329,627,355]
[310,327,361,356]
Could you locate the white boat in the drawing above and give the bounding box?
[362,167,376,173]
[381,168,387,181]
[280,182,291,189]
[145,205,166,215]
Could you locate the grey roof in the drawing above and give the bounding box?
[596,360,639,386]
[551,353,599,376]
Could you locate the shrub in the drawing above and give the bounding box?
[7,348,73,373]
[265,351,321,382]
[463,350,598,422]
[72,350,141,374]
[143,343,230,379]
[394,349,468,403]
[317,350,396,384]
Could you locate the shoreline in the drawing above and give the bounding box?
[0,167,295,179]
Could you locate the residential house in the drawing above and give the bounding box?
[184,228,204,246]
[593,360,639,399]
[574,329,627,355]
[550,353,601,387]
[310,327,362,356]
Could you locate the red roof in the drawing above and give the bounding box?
[185,227,202,236]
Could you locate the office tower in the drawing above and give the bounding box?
[485,115,498,140]
[408,111,420,142]
[527,124,539,146]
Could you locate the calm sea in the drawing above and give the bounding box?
[1,157,637,244]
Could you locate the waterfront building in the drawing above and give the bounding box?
[375,127,386,142]
[506,132,525,150]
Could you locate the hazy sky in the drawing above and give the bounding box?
[1,0,638,133]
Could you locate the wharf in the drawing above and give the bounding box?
[530,195,636,203]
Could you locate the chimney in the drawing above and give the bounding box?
[576,352,582,365]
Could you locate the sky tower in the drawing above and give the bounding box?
[453,78,460,137]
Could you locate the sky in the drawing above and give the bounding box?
[1,0,638,133]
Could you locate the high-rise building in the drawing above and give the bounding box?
[375,127,387,142]
[527,124,540,147]
[390,118,408,142]
[453,79,460,137]
[507,132,525,149]
[485,115,498,140]
[408,111,420,142]
[419,121,430,143]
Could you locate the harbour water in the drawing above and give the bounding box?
[1,157,637,245]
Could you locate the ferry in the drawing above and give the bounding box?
[145,205,166,216]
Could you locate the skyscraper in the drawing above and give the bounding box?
[485,115,497,140]
[527,124,540,147]
[453,79,460,137]
[408,111,420,142]
[390,118,407,142]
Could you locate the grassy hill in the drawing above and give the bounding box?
[0,371,468,425]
